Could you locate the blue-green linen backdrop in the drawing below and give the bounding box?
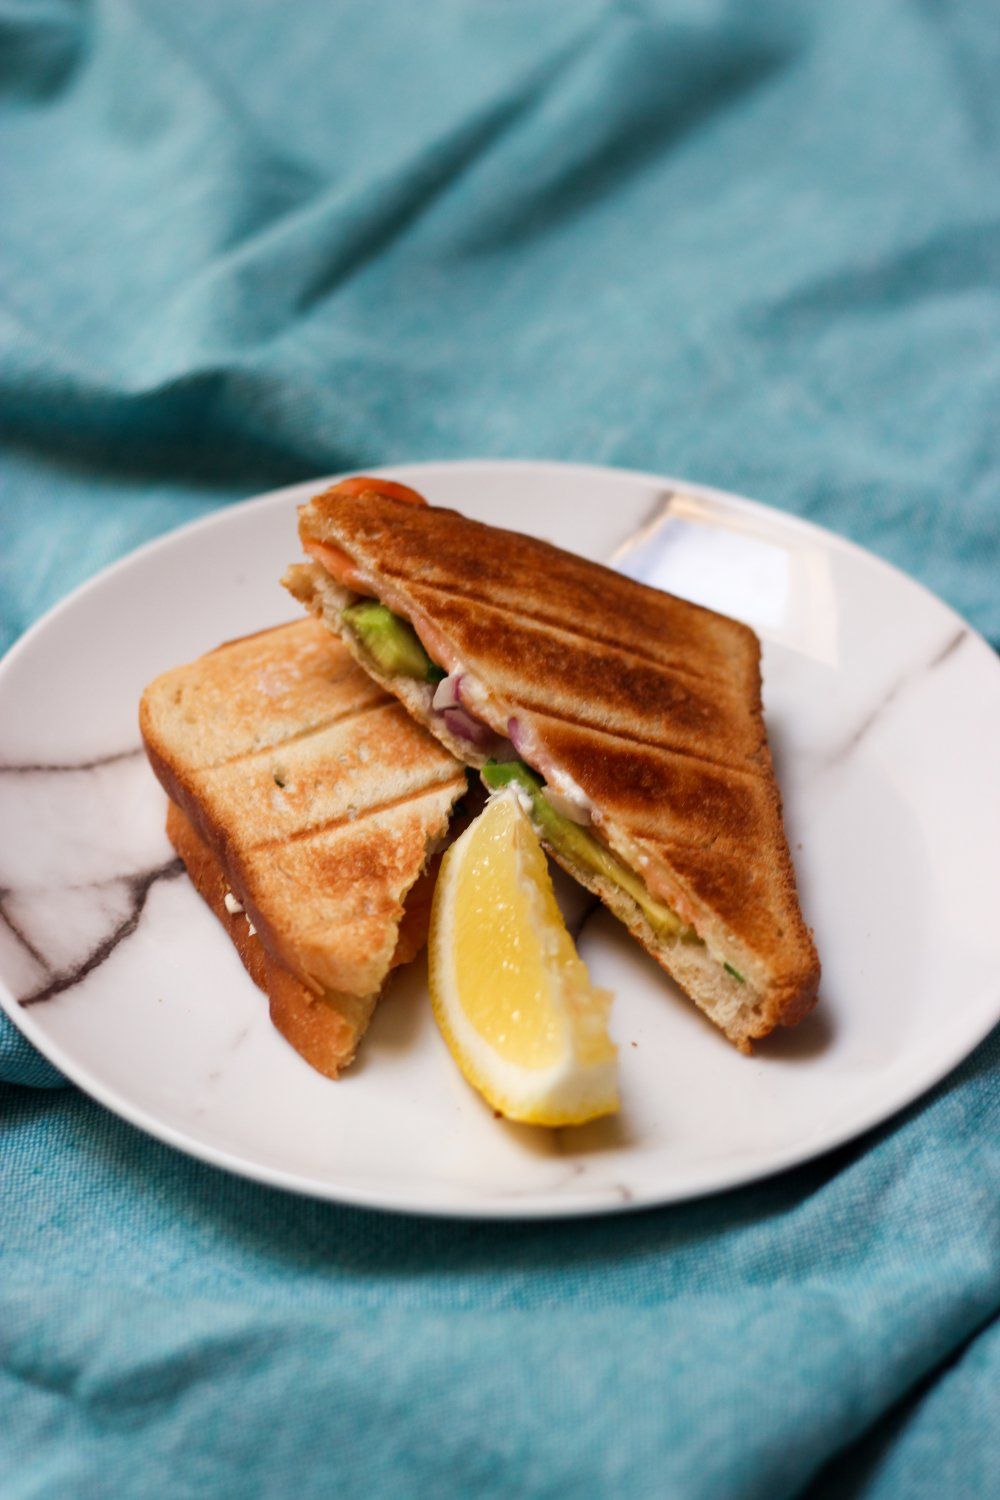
[1,2,998,1496]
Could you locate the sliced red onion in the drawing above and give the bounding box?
[442,706,496,748]
[432,672,464,711]
[506,716,536,759]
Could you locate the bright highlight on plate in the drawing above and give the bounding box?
[428,790,618,1126]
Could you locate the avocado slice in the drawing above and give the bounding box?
[342,601,444,683]
[482,760,694,942]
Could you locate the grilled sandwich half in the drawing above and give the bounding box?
[140,617,466,1077]
[284,478,820,1052]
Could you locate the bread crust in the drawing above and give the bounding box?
[141,618,465,1074]
[291,490,821,1045]
[166,800,376,1077]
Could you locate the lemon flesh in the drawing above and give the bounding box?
[429,791,618,1126]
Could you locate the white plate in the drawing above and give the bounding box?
[1,461,998,1218]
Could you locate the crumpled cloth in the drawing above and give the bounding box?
[1,2,997,1495]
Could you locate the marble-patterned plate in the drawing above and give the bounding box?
[1,461,998,1219]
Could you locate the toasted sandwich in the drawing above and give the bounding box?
[140,617,466,1077]
[284,478,820,1051]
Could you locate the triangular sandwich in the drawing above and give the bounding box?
[284,479,819,1051]
[140,617,466,1076]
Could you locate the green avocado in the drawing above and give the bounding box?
[481,760,693,942]
[342,601,444,683]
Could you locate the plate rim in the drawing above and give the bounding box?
[1,458,998,1219]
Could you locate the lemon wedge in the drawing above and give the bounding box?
[428,790,618,1125]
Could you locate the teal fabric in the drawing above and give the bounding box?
[1,1,997,1495]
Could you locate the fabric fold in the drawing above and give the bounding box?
[1,0,998,1494]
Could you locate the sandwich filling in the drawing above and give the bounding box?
[335,594,746,983]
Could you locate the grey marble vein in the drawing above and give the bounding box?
[18,856,184,1006]
[820,626,969,770]
[207,1025,253,1084]
[0,746,143,775]
[0,887,54,976]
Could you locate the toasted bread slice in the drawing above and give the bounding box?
[141,618,466,1075]
[285,483,820,1050]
